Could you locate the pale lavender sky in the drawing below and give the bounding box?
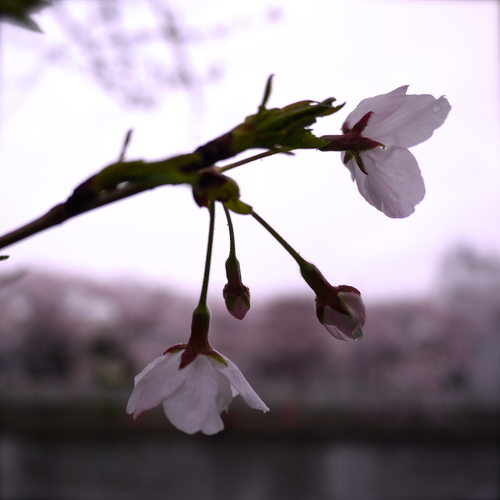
[1,0,499,304]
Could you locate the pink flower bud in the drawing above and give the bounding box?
[223,282,251,320]
[223,254,251,319]
[315,285,366,341]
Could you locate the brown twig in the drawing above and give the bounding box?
[0,182,152,251]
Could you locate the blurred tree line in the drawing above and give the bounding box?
[1,245,499,410]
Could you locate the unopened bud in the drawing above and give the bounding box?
[223,283,251,320]
[299,261,366,341]
[223,255,251,320]
[316,285,366,341]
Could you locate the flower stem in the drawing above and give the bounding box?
[222,205,251,320]
[251,210,308,268]
[197,201,216,310]
[219,150,279,173]
[252,211,334,299]
[223,205,236,259]
[184,201,216,360]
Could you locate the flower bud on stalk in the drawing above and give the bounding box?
[126,303,267,435]
[223,254,251,320]
[300,261,366,341]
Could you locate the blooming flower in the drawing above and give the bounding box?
[126,347,269,435]
[322,86,451,218]
[315,285,366,341]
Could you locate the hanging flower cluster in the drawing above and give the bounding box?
[0,77,450,434]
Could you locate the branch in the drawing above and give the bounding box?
[0,83,343,253]
[0,182,151,251]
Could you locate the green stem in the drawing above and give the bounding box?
[223,205,236,258]
[252,210,332,296]
[183,201,215,360]
[197,201,216,310]
[219,150,279,173]
[251,210,308,268]
[182,201,216,362]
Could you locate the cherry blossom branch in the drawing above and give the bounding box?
[0,150,277,253]
[0,77,341,255]
[0,181,149,252]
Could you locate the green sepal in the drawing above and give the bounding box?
[0,255,9,261]
[278,128,331,150]
[258,74,274,112]
[230,97,344,154]
[205,350,228,366]
[192,171,252,214]
[224,197,252,215]
[164,343,187,355]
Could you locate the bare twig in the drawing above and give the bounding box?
[0,182,152,251]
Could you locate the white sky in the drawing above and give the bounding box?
[1,0,499,305]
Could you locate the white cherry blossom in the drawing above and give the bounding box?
[126,349,268,435]
[338,86,451,218]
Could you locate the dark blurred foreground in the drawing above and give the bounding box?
[0,429,498,500]
[1,390,499,500]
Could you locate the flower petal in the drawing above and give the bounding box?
[350,147,425,218]
[323,323,354,341]
[126,352,189,418]
[364,95,451,148]
[343,86,451,149]
[127,348,268,435]
[162,355,233,435]
[322,303,364,341]
[215,355,270,412]
[344,86,409,129]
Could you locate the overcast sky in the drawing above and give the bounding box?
[1,0,499,305]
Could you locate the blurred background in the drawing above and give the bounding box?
[0,1,499,499]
